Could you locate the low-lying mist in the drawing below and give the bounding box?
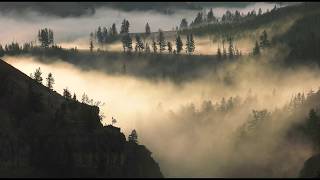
[4,53,320,177]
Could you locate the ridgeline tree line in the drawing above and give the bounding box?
[178,5,278,31]
[0,3,276,58]
[1,3,317,64]
[87,5,278,55]
[0,24,270,60]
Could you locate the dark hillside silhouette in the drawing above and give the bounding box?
[0,59,163,178]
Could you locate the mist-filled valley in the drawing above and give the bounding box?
[1,2,320,178]
[4,50,320,177]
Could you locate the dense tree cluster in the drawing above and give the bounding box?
[94,23,118,46]
[38,28,54,48]
[134,34,144,53]
[157,29,166,53]
[181,6,271,31]
[216,36,241,59]
[252,30,270,56]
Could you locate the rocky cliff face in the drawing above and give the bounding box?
[0,59,163,177]
[299,154,320,178]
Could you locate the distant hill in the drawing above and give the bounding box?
[180,2,320,37]
[0,2,285,17]
[0,59,163,177]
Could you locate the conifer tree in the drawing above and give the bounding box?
[33,67,43,84]
[228,37,234,59]
[207,8,216,22]
[46,73,54,90]
[152,38,157,53]
[167,42,173,53]
[135,34,144,52]
[89,32,94,52]
[128,129,138,143]
[175,35,183,54]
[145,22,151,36]
[259,30,270,48]
[217,46,222,59]
[253,40,260,55]
[63,88,72,99]
[180,18,188,30]
[158,29,166,53]
[73,93,77,101]
[111,23,118,36]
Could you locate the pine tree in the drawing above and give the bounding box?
[217,46,222,59]
[102,27,108,43]
[97,26,103,44]
[228,37,234,59]
[186,34,195,54]
[128,129,138,143]
[135,34,144,52]
[125,20,130,33]
[152,38,157,53]
[81,93,89,104]
[158,29,166,53]
[258,8,262,16]
[0,45,4,57]
[167,42,172,53]
[121,35,127,52]
[192,12,203,26]
[111,23,118,36]
[186,34,190,54]
[48,30,54,46]
[175,35,183,54]
[259,30,270,48]
[253,41,260,56]
[189,34,195,54]
[122,34,132,53]
[46,73,54,90]
[63,88,72,99]
[120,19,127,34]
[207,8,216,22]
[72,93,77,101]
[33,67,43,84]
[145,22,151,36]
[89,32,94,52]
[112,117,117,125]
[180,18,188,30]
[127,34,132,52]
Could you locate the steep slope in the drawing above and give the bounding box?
[274,12,320,65]
[0,59,163,178]
[299,154,320,178]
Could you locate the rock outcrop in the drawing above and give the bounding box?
[299,154,320,178]
[0,59,163,177]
